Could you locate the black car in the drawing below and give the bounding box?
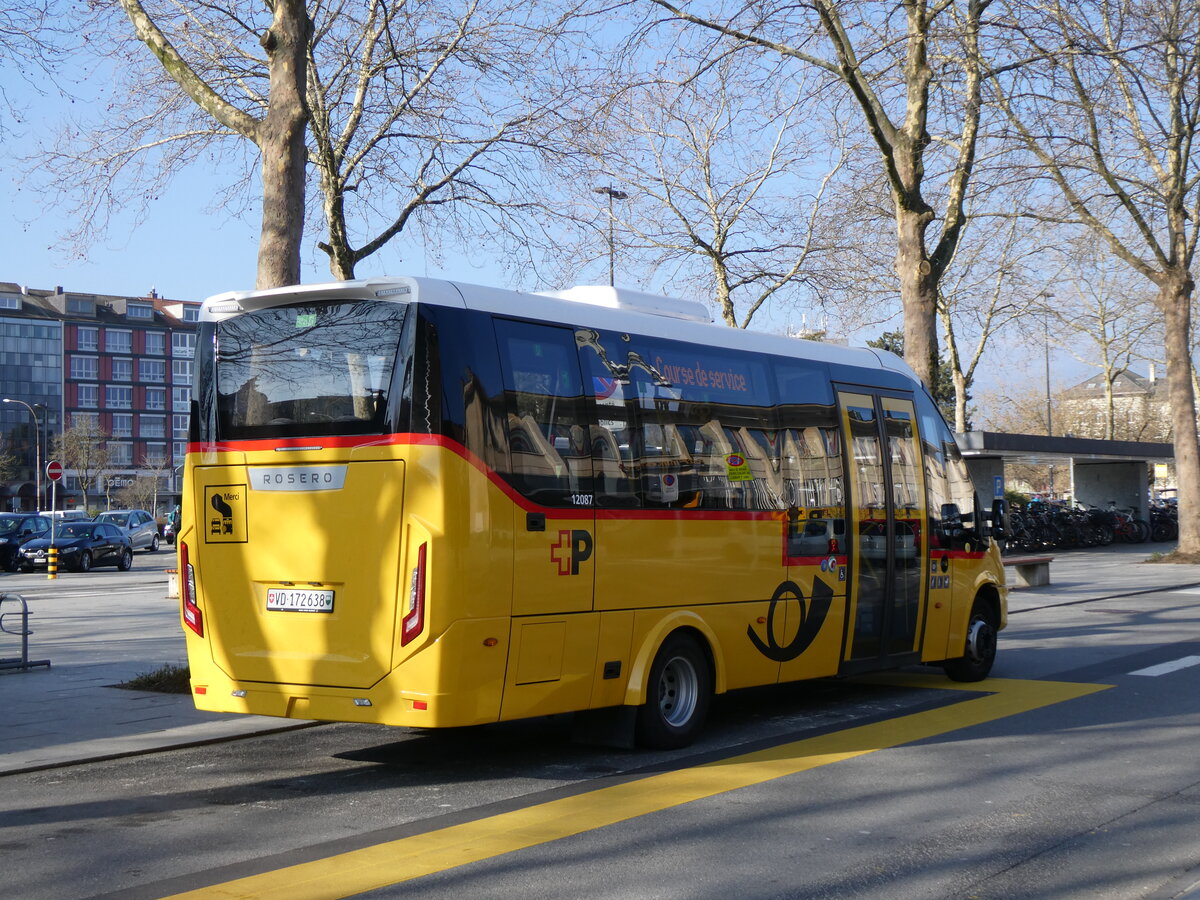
[19,522,134,573]
[0,513,52,572]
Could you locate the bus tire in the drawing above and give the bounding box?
[943,597,997,682]
[635,632,711,749]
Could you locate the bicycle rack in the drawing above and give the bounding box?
[0,592,51,672]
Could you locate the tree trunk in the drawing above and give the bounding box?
[1159,271,1200,555]
[319,169,357,281]
[255,0,311,290]
[896,206,938,389]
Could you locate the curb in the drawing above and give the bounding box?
[0,718,320,777]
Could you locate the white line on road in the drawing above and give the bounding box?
[1128,655,1200,677]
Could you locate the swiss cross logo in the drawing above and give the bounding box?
[551,529,593,576]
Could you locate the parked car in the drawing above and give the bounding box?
[19,522,134,572]
[0,513,52,572]
[93,509,161,552]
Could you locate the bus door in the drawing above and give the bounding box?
[494,318,600,720]
[495,319,596,618]
[836,390,927,672]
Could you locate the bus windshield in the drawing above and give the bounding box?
[211,300,408,440]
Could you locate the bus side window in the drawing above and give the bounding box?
[776,362,844,554]
[495,319,593,507]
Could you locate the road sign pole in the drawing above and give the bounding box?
[46,461,62,580]
[48,480,57,580]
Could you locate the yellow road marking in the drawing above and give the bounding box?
[167,675,1109,900]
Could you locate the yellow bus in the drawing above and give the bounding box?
[178,277,1007,748]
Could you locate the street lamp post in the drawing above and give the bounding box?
[3,398,41,512]
[1041,293,1056,500]
[593,186,629,287]
[1041,294,1055,437]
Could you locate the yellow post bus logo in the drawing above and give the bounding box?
[550,529,593,575]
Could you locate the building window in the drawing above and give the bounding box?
[172,332,195,358]
[106,385,133,409]
[111,413,133,437]
[139,358,166,383]
[77,327,99,351]
[172,414,189,440]
[108,442,133,467]
[142,443,167,465]
[72,411,99,429]
[146,388,167,411]
[173,441,187,461]
[70,355,99,380]
[0,295,20,310]
[107,329,133,354]
[183,306,199,323]
[112,358,133,382]
[172,359,192,384]
[67,298,94,315]
[127,303,153,320]
[145,331,165,356]
[77,385,98,409]
[172,387,190,411]
[139,415,165,438]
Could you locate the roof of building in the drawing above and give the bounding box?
[1061,369,1160,400]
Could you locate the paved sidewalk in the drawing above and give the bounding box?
[0,565,313,776]
[1,542,1198,778]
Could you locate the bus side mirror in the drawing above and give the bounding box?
[989,498,1008,538]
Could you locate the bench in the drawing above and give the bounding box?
[1003,555,1053,588]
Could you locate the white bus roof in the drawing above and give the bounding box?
[200,276,917,382]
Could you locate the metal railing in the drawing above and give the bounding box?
[0,592,51,672]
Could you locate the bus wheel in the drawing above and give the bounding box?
[635,633,711,749]
[943,598,997,682]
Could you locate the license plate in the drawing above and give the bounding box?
[266,587,335,613]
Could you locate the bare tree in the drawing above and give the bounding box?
[31,1,582,288]
[1036,247,1161,440]
[0,2,62,128]
[53,420,112,512]
[554,45,852,327]
[647,0,993,388]
[308,0,580,280]
[938,207,1043,431]
[990,0,1200,556]
[117,0,310,289]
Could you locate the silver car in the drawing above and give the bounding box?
[93,509,161,552]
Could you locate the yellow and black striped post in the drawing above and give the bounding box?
[47,547,57,580]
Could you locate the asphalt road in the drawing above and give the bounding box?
[2,560,1199,900]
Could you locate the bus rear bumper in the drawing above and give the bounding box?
[188,616,511,728]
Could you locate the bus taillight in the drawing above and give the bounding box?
[402,543,427,646]
[179,541,203,637]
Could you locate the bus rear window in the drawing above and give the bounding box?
[213,301,408,439]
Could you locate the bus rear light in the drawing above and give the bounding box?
[828,538,840,555]
[179,541,204,637]
[402,542,427,646]
[413,700,429,711]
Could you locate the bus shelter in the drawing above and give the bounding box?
[955,431,1175,520]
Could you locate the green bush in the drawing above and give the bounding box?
[115,663,191,694]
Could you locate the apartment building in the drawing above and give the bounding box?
[0,281,200,513]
